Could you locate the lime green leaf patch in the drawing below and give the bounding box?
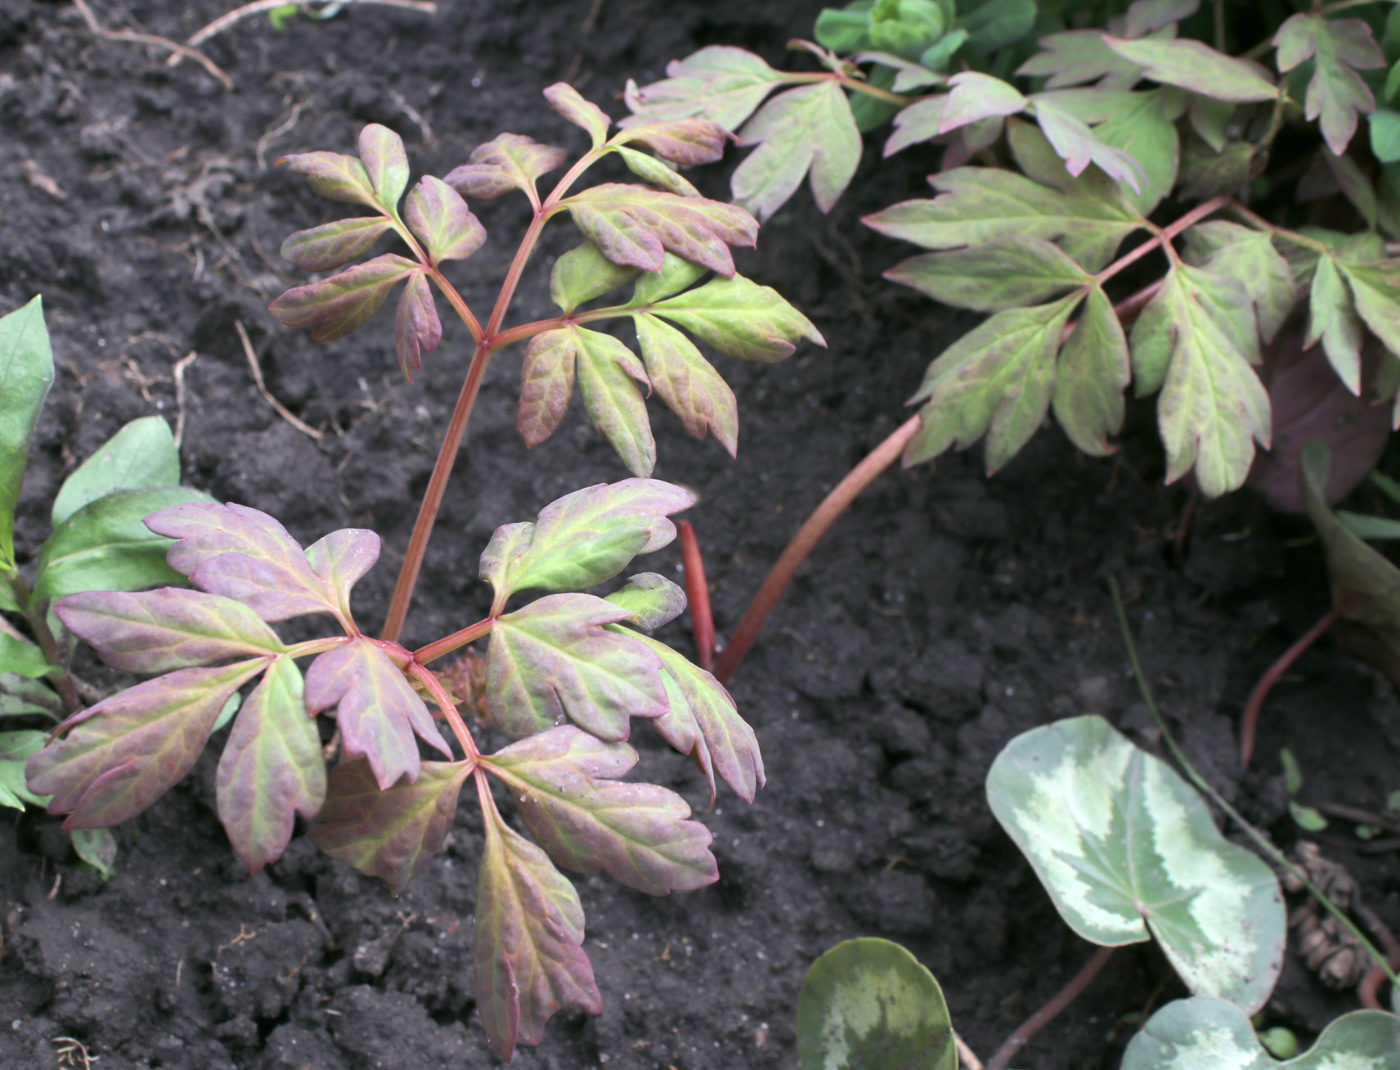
[0,296,54,572]
[1275,14,1386,156]
[885,236,1091,312]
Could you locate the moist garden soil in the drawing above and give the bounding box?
[3,2,1400,1068]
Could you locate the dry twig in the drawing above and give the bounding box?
[234,321,324,441]
[171,350,198,450]
[70,0,233,90]
[176,0,436,56]
[954,1030,984,1070]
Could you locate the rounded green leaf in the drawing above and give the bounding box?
[986,715,1284,1014]
[52,416,180,528]
[797,938,956,1070]
[0,296,55,570]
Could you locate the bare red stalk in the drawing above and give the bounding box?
[406,661,480,759]
[413,616,494,666]
[1239,604,1343,767]
[985,946,1114,1070]
[714,415,921,684]
[678,521,715,672]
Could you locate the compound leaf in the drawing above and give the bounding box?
[1338,259,1400,364]
[517,328,579,448]
[217,654,323,874]
[885,236,1091,312]
[268,253,417,342]
[146,501,338,622]
[0,296,53,572]
[52,416,180,527]
[885,96,947,156]
[633,313,739,455]
[358,123,410,213]
[305,637,451,790]
[647,273,824,362]
[33,486,214,604]
[1105,36,1279,103]
[905,293,1082,473]
[1183,222,1296,345]
[615,118,728,166]
[308,756,471,895]
[575,328,655,477]
[550,242,639,315]
[987,715,1284,1013]
[1030,97,1145,193]
[604,573,687,632]
[1053,284,1130,457]
[563,184,758,276]
[26,659,269,829]
[1307,254,1365,393]
[279,216,393,273]
[305,528,380,621]
[486,593,668,741]
[544,83,610,149]
[1,730,49,809]
[1123,999,1400,1070]
[1082,89,1179,214]
[484,725,717,895]
[394,270,442,382]
[621,46,785,131]
[475,804,600,1061]
[404,175,486,266]
[444,133,569,202]
[480,479,693,603]
[277,151,378,207]
[55,587,287,675]
[1016,30,1145,90]
[731,81,860,221]
[1275,15,1385,156]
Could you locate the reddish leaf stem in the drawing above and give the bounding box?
[984,946,1115,1070]
[678,521,714,672]
[1239,603,1343,767]
[1093,193,1231,287]
[713,414,921,684]
[406,660,480,759]
[413,616,494,666]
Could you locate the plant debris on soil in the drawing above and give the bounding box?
[4,2,1400,1068]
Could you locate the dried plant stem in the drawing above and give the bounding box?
[678,521,715,671]
[1239,604,1342,766]
[171,350,198,450]
[953,1030,985,1070]
[70,0,233,90]
[235,321,324,440]
[179,0,436,52]
[985,946,1115,1070]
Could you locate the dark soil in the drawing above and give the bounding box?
[3,2,1400,1068]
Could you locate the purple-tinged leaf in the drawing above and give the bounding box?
[549,242,639,316]
[444,134,568,202]
[517,328,578,448]
[277,152,378,207]
[305,638,451,790]
[939,73,1027,134]
[544,83,611,148]
[604,573,686,632]
[487,593,669,741]
[732,81,860,222]
[1182,222,1296,347]
[394,271,442,382]
[648,273,825,363]
[616,146,702,198]
[305,528,380,621]
[475,801,600,1060]
[358,124,410,212]
[268,253,417,343]
[216,655,324,874]
[280,217,393,272]
[575,328,656,477]
[1053,285,1130,457]
[621,46,784,131]
[480,479,694,601]
[1275,15,1384,156]
[145,502,336,622]
[563,184,757,276]
[632,313,739,455]
[403,176,486,266]
[27,660,268,828]
[1016,31,1146,91]
[884,236,1091,313]
[635,632,762,805]
[484,725,717,895]
[308,757,471,894]
[55,588,287,675]
[1124,0,1199,38]
[1031,99,1145,192]
[885,96,947,157]
[617,119,728,166]
[1104,36,1278,103]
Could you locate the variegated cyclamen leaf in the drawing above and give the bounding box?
[305,638,451,790]
[615,146,701,198]
[277,151,378,207]
[1052,284,1129,457]
[485,725,717,895]
[1122,998,1400,1070]
[544,83,610,148]
[1274,15,1385,157]
[304,528,380,621]
[517,328,579,449]
[55,588,287,675]
[358,123,410,212]
[483,478,694,602]
[986,715,1285,1013]
[563,184,758,276]
[604,573,686,632]
[1104,36,1278,103]
[486,593,669,741]
[267,253,417,342]
[647,273,824,363]
[145,501,337,622]
[444,133,569,202]
[549,242,639,316]
[635,631,763,806]
[403,175,486,266]
[51,416,180,528]
[308,757,471,894]
[394,271,442,382]
[885,236,1091,313]
[575,327,656,477]
[475,804,601,1061]
[26,659,269,829]
[279,216,393,272]
[216,654,324,874]
[616,118,728,167]
[1,730,49,809]
[632,313,739,455]
[732,81,860,222]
